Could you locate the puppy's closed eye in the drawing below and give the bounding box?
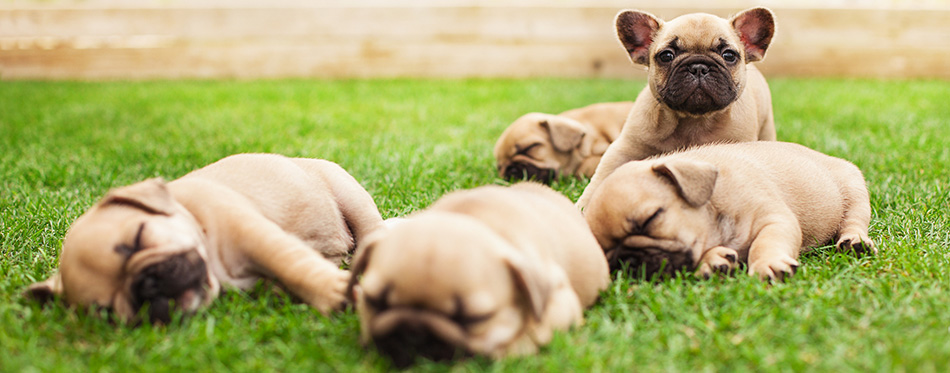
[450,296,494,329]
[516,143,542,157]
[627,208,664,236]
[114,223,147,258]
[364,285,391,311]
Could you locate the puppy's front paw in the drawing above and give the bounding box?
[749,254,799,282]
[311,269,350,315]
[695,246,738,279]
[836,232,876,256]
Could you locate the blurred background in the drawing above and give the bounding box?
[1,0,949,80]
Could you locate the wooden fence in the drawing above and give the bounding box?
[2,0,949,80]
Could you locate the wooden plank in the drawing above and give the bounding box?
[1,2,949,80]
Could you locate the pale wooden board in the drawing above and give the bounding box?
[1,2,948,80]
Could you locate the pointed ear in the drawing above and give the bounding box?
[731,7,775,62]
[541,117,586,152]
[616,10,662,65]
[651,159,719,207]
[100,178,175,216]
[23,273,64,304]
[346,231,382,303]
[505,254,552,321]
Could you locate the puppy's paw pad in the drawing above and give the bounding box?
[695,246,739,279]
[750,256,800,282]
[724,253,737,264]
[836,233,877,256]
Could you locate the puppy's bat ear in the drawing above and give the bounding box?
[652,159,719,207]
[731,7,775,62]
[23,273,64,304]
[540,117,586,153]
[505,254,552,322]
[346,231,383,303]
[616,9,662,65]
[101,178,176,216]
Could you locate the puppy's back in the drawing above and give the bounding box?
[677,142,866,246]
[179,154,338,220]
[559,101,634,137]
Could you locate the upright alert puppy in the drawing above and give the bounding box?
[584,142,875,281]
[494,101,634,182]
[576,8,777,208]
[26,154,384,323]
[349,183,609,366]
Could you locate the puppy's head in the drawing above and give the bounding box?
[349,213,552,367]
[494,112,589,183]
[584,158,720,278]
[616,7,774,115]
[25,179,220,324]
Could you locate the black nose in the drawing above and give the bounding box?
[503,162,555,184]
[608,246,695,279]
[687,63,710,77]
[130,251,207,324]
[374,323,466,368]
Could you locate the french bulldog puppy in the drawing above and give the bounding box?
[584,142,875,281]
[348,183,609,366]
[576,7,777,209]
[25,154,384,323]
[494,101,634,182]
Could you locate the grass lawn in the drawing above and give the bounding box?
[1,78,949,371]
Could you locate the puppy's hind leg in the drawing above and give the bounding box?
[832,165,876,255]
[292,159,385,247]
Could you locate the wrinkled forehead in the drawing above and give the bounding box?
[655,14,739,50]
[362,217,516,298]
[507,114,550,137]
[601,162,670,195]
[590,165,676,216]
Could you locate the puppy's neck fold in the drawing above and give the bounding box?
[652,100,733,139]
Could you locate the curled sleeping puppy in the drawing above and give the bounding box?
[25,153,384,323]
[348,183,610,366]
[494,102,633,183]
[584,142,875,281]
[576,7,778,208]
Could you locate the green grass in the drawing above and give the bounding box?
[2,78,949,371]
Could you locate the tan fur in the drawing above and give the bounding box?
[576,8,777,209]
[494,102,633,181]
[25,154,384,322]
[584,142,875,281]
[349,183,609,364]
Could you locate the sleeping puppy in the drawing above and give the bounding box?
[494,102,634,182]
[348,183,609,366]
[584,142,875,281]
[576,8,777,208]
[25,154,384,323]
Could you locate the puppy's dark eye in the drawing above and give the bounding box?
[722,50,738,63]
[657,50,675,63]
